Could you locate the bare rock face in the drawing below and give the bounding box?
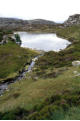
[64,14,80,27]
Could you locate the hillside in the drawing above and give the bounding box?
[0,18,56,31]
[0,40,38,82]
[1,14,80,119]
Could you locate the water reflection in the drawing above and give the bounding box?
[15,32,71,51]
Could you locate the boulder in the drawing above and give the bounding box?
[73,71,78,74]
[72,61,80,66]
[64,14,80,26]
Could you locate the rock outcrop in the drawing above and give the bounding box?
[0,35,8,45]
[64,14,80,27]
[72,61,80,67]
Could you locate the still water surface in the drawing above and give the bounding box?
[15,32,71,51]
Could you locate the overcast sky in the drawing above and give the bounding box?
[0,0,80,22]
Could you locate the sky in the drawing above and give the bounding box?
[0,0,80,22]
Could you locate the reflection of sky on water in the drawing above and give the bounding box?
[15,32,71,52]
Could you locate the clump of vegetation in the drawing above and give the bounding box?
[1,90,80,120]
[0,107,29,120]
[23,90,80,120]
[15,34,21,44]
[56,25,80,42]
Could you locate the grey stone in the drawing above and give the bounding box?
[72,61,80,67]
[64,14,80,27]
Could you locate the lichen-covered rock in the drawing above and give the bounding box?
[73,71,78,74]
[64,14,80,26]
[72,61,80,66]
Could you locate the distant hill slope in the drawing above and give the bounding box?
[0,18,28,30]
[27,19,56,25]
[0,18,56,30]
[0,14,80,30]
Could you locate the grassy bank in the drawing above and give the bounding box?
[0,65,80,119]
[0,41,38,82]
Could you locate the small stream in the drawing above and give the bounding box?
[0,55,42,96]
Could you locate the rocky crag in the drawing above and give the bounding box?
[64,14,80,26]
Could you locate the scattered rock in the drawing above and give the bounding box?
[32,76,38,81]
[72,61,80,67]
[73,71,78,74]
[74,73,80,77]
[59,67,68,72]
